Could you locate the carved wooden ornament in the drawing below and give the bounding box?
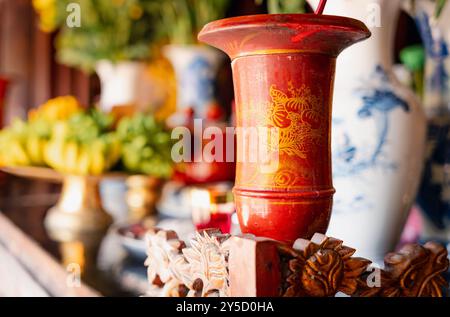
[281,233,372,297]
[144,228,188,297]
[356,242,449,297]
[182,229,230,297]
[145,228,230,297]
[145,229,449,297]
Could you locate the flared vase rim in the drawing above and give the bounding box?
[199,13,370,39]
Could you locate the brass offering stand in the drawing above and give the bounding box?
[46,174,114,241]
[1,166,124,237]
[1,166,126,280]
[126,175,162,222]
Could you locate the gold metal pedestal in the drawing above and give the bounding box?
[44,175,113,242]
[1,167,126,281]
[43,175,114,282]
[125,175,162,222]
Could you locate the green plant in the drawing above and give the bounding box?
[157,0,230,45]
[400,45,425,98]
[407,0,448,18]
[436,0,448,17]
[117,114,174,178]
[255,0,306,14]
[33,0,161,72]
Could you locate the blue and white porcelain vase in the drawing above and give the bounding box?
[163,45,223,119]
[408,0,450,244]
[308,0,427,262]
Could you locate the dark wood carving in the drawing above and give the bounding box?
[356,242,449,297]
[280,233,372,297]
[145,229,449,297]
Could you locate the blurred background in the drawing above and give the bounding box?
[0,0,448,296]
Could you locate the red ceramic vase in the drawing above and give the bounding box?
[199,14,370,243]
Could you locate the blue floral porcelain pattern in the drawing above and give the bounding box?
[415,10,450,230]
[333,65,410,212]
[415,11,449,95]
[334,66,409,176]
[180,56,216,116]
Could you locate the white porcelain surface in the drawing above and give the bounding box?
[96,60,147,112]
[308,0,427,262]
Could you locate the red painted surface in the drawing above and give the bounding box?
[199,14,370,243]
[172,121,236,185]
[195,212,232,234]
[0,77,9,128]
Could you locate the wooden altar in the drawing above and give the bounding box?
[0,213,98,297]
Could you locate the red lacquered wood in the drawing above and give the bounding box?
[199,14,370,243]
[0,77,9,128]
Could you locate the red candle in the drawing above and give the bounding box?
[190,183,234,234]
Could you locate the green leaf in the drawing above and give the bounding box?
[267,0,306,14]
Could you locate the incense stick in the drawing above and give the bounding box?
[315,0,327,15]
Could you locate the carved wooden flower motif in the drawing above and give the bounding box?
[144,228,188,296]
[356,242,449,297]
[182,229,230,297]
[279,233,371,297]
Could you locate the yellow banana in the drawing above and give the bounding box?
[65,142,79,174]
[77,146,91,175]
[107,138,121,169]
[44,140,65,171]
[89,146,106,175]
[10,140,30,166]
[26,136,44,165]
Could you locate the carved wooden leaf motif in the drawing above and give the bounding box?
[144,228,187,297]
[384,242,449,297]
[279,233,372,297]
[355,242,449,297]
[168,253,192,291]
[145,229,449,297]
[182,229,231,297]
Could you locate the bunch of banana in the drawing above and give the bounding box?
[44,110,121,175]
[0,95,83,167]
[117,114,173,179]
[25,119,52,166]
[44,133,121,175]
[0,124,30,167]
[0,118,49,167]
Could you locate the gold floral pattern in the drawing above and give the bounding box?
[268,83,325,159]
[236,82,325,189]
[274,169,298,187]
